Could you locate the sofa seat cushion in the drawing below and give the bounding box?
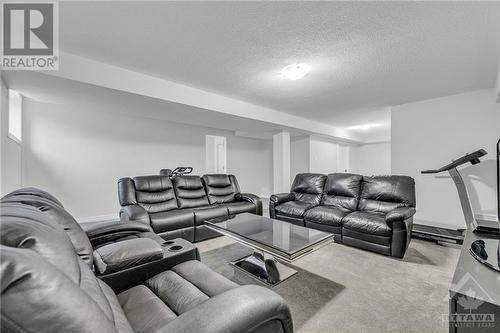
[149,209,195,233]
[118,285,177,333]
[274,201,313,218]
[118,260,238,333]
[220,201,256,215]
[342,211,392,236]
[304,206,350,226]
[193,206,229,225]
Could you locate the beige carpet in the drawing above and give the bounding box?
[197,235,460,333]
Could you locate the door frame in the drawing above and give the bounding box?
[205,135,227,174]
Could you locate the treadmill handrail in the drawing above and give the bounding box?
[421,149,487,174]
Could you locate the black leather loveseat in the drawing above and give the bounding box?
[118,174,262,242]
[1,188,293,333]
[270,173,416,258]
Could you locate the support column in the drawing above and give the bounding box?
[273,131,290,193]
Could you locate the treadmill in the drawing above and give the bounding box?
[421,148,500,272]
[416,149,494,244]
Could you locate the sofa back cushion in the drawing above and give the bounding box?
[173,176,210,208]
[1,188,94,266]
[3,186,63,207]
[321,173,362,211]
[125,176,178,213]
[0,202,82,282]
[1,246,126,333]
[358,175,416,213]
[290,173,326,205]
[0,201,133,333]
[202,174,241,204]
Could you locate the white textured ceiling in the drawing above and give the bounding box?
[59,1,499,130]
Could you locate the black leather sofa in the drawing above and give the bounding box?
[270,173,416,258]
[1,188,293,333]
[118,174,262,242]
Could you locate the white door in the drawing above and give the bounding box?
[205,135,227,174]
[216,141,226,173]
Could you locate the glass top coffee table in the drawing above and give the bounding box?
[205,213,333,285]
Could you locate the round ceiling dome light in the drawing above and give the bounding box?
[280,63,311,80]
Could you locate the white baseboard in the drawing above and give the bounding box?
[413,219,464,230]
[77,214,119,224]
[475,213,498,222]
[415,213,498,230]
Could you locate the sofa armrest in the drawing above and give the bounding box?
[235,193,263,215]
[82,220,152,239]
[270,193,295,205]
[386,207,415,258]
[269,193,295,219]
[385,207,416,224]
[157,285,293,333]
[120,205,150,225]
[81,220,154,247]
[93,238,163,275]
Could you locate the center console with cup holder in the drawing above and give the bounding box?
[96,237,199,293]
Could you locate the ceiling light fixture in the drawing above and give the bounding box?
[348,123,382,131]
[280,63,311,80]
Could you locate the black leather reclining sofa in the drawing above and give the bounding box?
[118,174,262,242]
[270,173,416,258]
[1,187,293,333]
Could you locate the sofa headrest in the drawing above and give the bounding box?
[1,189,93,266]
[291,173,326,195]
[0,202,81,283]
[133,176,173,192]
[2,187,63,207]
[361,175,416,207]
[324,173,362,197]
[173,175,205,190]
[202,174,241,204]
[203,174,233,187]
[172,176,209,208]
[122,176,178,213]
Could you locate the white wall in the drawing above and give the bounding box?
[392,89,500,229]
[350,142,391,176]
[21,97,273,221]
[496,60,500,102]
[228,135,272,197]
[0,78,22,196]
[309,136,339,174]
[290,135,354,182]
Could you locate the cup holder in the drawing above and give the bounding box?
[168,245,183,252]
[163,240,175,246]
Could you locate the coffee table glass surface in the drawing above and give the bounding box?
[205,213,333,262]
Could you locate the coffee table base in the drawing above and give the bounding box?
[231,251,297,286]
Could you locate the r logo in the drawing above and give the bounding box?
[3,3,54,55]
